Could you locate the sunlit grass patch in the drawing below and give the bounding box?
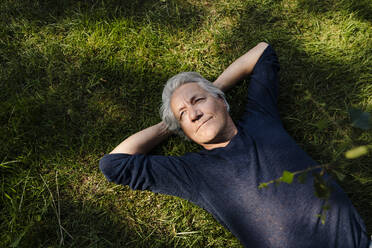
[1,0,371,246]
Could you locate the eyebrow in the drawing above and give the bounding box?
[177,94,201,118]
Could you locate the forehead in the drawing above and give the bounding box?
[173,82,207,98]
[170,83,207,107]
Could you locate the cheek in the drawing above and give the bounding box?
[180,122,194,135]
[203,125,219,137]
[206,98,225,113]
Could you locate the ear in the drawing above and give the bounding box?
[217,95,230,112]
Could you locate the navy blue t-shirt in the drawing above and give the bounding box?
[99,45,369,247]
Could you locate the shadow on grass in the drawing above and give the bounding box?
[0,0,209,163]
[296,0,372,23]
[18,196,177,247]
[0,66,169,163]
[0,0,206,31]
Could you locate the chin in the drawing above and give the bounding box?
[195,129,220,144]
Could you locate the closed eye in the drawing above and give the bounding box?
[179,111,186,120]
[179,97,205,120]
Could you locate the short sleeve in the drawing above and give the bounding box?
[99,153,196,201]
[244,45,280,119]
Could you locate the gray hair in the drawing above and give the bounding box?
[160,72,230,138]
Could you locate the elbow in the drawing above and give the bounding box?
[98,153,133,185]
[258,41,269,46]
[99,155,114,182]
[99,155,107,173]
[257,42,269,51]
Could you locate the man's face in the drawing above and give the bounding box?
[170,83,230,145]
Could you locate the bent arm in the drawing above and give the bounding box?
[110,121,171,154]
[213,42,269,92]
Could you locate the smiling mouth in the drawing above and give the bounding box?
[197,117,212,132]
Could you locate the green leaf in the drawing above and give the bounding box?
[297,173,307,184]
[345,146,369,159]
[280,170,294,184]
[348,108,372,130]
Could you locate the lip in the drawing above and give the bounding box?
[196,117,212,132]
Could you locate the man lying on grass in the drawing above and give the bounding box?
[99,42,370,247]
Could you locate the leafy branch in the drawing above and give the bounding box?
[258,161,341,224]
[258,93,372,224]
[259,105,372,189]
[259,163,331,189]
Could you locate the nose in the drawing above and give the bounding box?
[189,107,202,122]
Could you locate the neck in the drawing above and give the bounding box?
[202,118,238,150]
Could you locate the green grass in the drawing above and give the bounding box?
[1,0,371,247]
